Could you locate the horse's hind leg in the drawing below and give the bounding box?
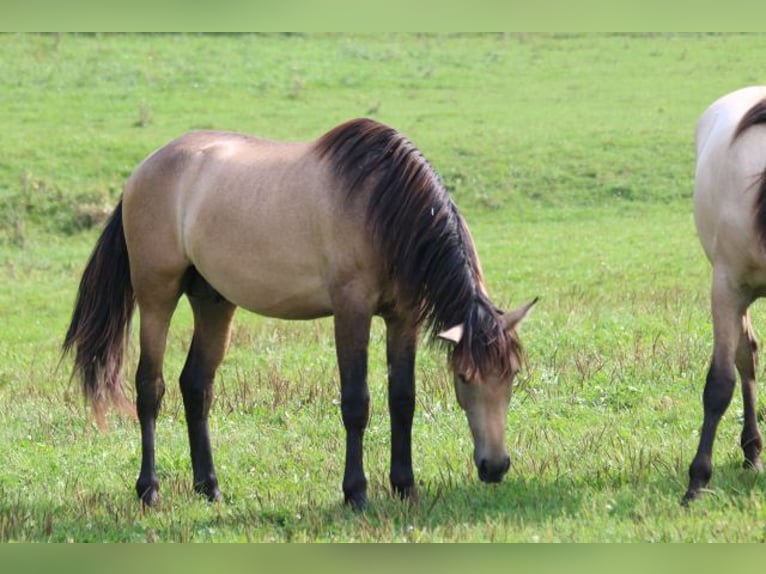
[685,271,748,502]
[134,279,182,506]
[737,311,762,471]
[180,270,236,501]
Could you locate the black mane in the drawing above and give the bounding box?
[315,118,516,377]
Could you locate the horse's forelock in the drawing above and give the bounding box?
[451,300,521,382]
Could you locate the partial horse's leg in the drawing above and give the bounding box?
[179,276,236,502]
[737,311,762,471]
[684,271,747,502]
[333,291,373,509]
[134,284,181,506]
[385,315,417,500]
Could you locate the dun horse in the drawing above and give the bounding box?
[63,119,535,508]
[686,86,766,502]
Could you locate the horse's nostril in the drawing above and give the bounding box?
[478,457,509,483]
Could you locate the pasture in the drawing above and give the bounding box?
[2,33,766,541]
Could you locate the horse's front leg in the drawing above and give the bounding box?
[684,271,748,502]
[385,315,417,500]
[333,297,373,509]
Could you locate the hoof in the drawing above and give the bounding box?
[344,491,368,511]
[743,457,763,472]
[392,482,417,502]
[680,489,700,506]
[195,481,222,502]
[682,484,716,506]
[137,482,160,507]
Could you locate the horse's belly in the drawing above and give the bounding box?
[232,278,333,319]
[196,258,333,320]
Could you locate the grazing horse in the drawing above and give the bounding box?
[63,118,535,508]
[685,86,766,502]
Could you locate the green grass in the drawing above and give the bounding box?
[3,33,766,541]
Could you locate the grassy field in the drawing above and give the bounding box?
[3,33,766,542]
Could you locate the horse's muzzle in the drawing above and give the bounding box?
[478,456,511,483]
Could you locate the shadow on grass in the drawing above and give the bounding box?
[5,456,766,542]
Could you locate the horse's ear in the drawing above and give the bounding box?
[501,297,538,331]
[437,324,464,345]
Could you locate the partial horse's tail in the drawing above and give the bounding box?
[62,199,136,428]
[732,97,766,250]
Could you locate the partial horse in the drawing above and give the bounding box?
[685,86,766,502]
[63,119,535,508]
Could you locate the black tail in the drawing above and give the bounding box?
[732,98,766,142]
[733,98,766,251]
[62,199,135,427]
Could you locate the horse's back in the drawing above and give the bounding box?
[694,87,766,271]
[122,130,381,319]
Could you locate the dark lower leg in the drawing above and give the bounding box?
[386,319,417,499]
[334,309,372,509]
[685,275,748,504]
[135,357,165,506]
[740,386,763,471]
[180,293,235,502]
[131,278,181,507]
[180,341,220,501]
[340,368,370,509]
[685,359,736,501]
[737,318,762,470]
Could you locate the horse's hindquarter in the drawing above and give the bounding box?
[177,134,380,319]
[694,87,766,283]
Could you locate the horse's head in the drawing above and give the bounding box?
[439,298,537,483]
